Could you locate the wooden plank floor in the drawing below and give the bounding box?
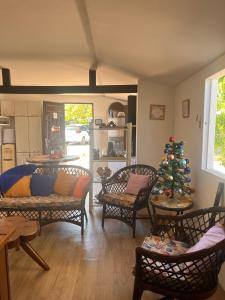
[8,208,225,300]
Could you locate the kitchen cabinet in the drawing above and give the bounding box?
[14,101,28,116]
[1,101,14,117]
[15,117,29,153]
[28,117,42,154]
[27,101,42,116]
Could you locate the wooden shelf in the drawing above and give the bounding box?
[89,122,132,213]
[92,157,126,162]
[90,127,127,131]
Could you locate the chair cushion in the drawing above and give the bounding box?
[54,171,77,196]
[0,194,82,209]
[31,174,56,196]
[4,176,31,198]
[142,235,189,256]
[125,173,150,195]
[187,223,225,253]
[141,235,190,280]
[73,175,91,199]
[103,192,136,208]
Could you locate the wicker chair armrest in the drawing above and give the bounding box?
[134,187,150,206]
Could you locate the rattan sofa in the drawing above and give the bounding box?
[0,165,92,235]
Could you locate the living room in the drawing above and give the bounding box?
[0,1,225,300]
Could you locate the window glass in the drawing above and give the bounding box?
[214,75,225,173]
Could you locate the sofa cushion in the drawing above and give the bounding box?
[73,175,91,199]
[4,176,31,198]
[125,173,150,195]
[103,192,136,208]
[31,174,55,196]
[54,171,77,196]
[0,194,82,209]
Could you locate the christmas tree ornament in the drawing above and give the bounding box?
[179,159,187,167]
[169,136,175,142]
[162,160,169,166]
[168,154,174,160]
[164,189,172,197]
[184,167,191,174]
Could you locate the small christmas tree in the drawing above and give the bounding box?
[153,137,193,198]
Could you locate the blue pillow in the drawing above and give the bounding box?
[30,174,55,196]
[0,164,37,194]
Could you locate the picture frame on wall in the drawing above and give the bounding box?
[150,105,166,120]
[182,99,190,118]
[95,119,102,126]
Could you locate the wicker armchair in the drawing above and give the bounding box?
[133,207,225,300]
[101,164,158,237]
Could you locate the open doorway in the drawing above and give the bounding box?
[65,103,93,169]
[43,102,93,169]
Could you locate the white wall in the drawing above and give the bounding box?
[137,55,225,289]
[174,53,225,289]
[137,79,174,168]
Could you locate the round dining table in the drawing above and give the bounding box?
[26,155,80,165]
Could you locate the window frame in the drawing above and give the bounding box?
[202,71,225,179]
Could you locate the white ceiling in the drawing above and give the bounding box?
[0,0,225,88]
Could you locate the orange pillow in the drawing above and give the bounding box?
[73,176,91,199]
[4,176,31,197]
[54,171,77,196]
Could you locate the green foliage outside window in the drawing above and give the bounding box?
[65,104,92,125]
[215,76,225,166]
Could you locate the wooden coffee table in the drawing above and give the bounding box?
[2,216,50,271]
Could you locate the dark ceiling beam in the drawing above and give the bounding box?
[0,68,137,94]
[89,69,96,86]
[0,84,137,94]
[2,68,11,86]
[75,0,98,70]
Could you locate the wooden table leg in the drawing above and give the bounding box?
[20,242,50,271]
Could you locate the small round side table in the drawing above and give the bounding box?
[150,194,193,218]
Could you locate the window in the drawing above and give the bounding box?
[203,72,225,178]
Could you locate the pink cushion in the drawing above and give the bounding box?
[187,224,225,253]
[125,173,150,195]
